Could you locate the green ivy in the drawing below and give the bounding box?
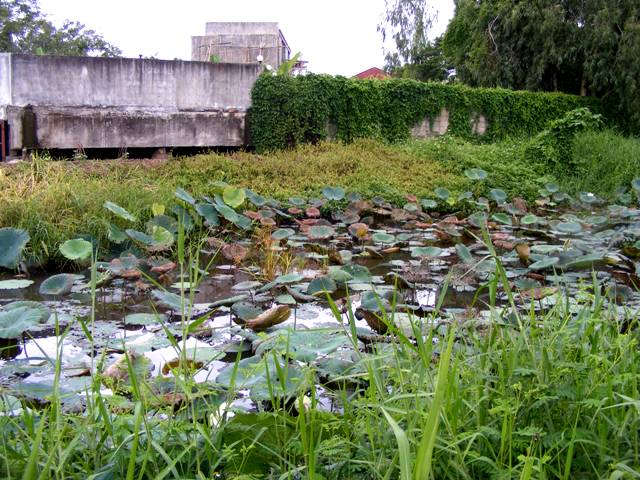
[249,74,611,152]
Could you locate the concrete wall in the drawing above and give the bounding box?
[1,54,260,154]
[8,55,257,110]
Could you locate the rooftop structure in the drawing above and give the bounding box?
[191,22,291,69]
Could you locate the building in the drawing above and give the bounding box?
[353,67,391,80]
[191,22,291,69]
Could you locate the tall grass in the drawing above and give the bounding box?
[1,232,639,479]
[564,129,640,198]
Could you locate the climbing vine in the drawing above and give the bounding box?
[249,74,610,152]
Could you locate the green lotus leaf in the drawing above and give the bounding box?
[489,188,507,204]
[434,187,451,201]
[554,222,583,234]
[271,228,295,241]
[0,279,34,290]
[107,222,127,243]
[124,313,168,326]
[529,256,560,271]
[464,168,488,181]
[39,273,83,296]
[306,276,337,296]
[411,246,443,258]
[0,306,47,338]
[0,228,30,269]
[174,187,196,205]
[421,199,438,209]
[103,201,137,222]
[491,213,512,225]
[222,185,246,208]
[372,232,396,244]
[322,186,346,201]
[307,225,335,240]
[59,238,93,261]
[195,203,220,227]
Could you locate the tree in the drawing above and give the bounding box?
[378,0,452,81]
[0,0,121,57]
[442,0,640,127]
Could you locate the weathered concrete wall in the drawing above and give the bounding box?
[410,109,490,139]
[1,54,260,154]
[8,55,257,110]
[205,22,279,35]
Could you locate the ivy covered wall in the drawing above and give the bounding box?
[249,74,609,152]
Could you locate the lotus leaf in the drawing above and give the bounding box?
[223,186,246,208]
[103,201,137,222]
[0,279,34,290]
[215,355,303,400]
[491,213,512,225]
[0,306,44,338]
[245,189,267,207]
[152,289,191,311]
[341,264,371,282]
[372,232,396,244]
[174,187,196,205]
[147,215,179,234]
[529,256,560,271]
[468,212,487,228]
[464,168,488,180]
[308,225,335,240]
[254,328,351,362]
[455,244,473,264]
[434,187,450,201]
[322,186,346,201]
[231,302,262,321]
[271,228,295,241]
[520,214,540,225]
[169,204,195,231]
[59,238,93,261]
[403,203,418,212]
[554,222,583,234]
[411,246,443,258]
[125,313,168,326]
[232,281,263,291]
[545,182,560,193]
[579,192,599,204]
[0,228,30,269]
[107,223,127,243]
[489,189,507,203]
[195,203,220,227]
[421,199,438,209]
[306,276,337,296]
[39,273,83,295]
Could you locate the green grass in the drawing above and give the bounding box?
[1,245,638,479]
[563,129,640,199]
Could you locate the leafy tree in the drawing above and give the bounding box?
[378,0,451,81]
[442,0,640,128]
[0,0,121,57]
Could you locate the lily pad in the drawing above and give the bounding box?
[554,222,583,234]
[372,232,396,244]
[529,257,560,271]
[0,228,30,270]
[411,246,443,258]
[223,186,246,208]
[103,201,137,222]
[421,199,438,209]
[308,225,335,240]
[195,203,220,227]
[489,189,507,204]
[59,238,93,261]
[0,306,44,339]
[125,313,168,326]
[0,279,34,290]
[175,187,196,205]
[464,168,488,181]
[39,273,83,296]
[306,276,337,296]
[434,187,451,201]
[491,213,512,225]
[322,186,346,201]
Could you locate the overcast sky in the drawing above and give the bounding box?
[37,0,454,76]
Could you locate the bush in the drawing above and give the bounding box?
[524,107,604,173]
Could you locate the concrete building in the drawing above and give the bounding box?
[191,22,291,69]
[0,53,261,160]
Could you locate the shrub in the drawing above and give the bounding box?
[524,107,604,173]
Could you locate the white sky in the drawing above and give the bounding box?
[37,0,454,76]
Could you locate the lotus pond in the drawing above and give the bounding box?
[1,175,639,478]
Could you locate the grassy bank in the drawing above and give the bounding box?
[1,130,638,266]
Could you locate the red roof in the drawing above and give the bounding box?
[353,67,391,80]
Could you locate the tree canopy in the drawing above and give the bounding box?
[442,0,640,127]
[0,0,121,57]
[378,0,452,82]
